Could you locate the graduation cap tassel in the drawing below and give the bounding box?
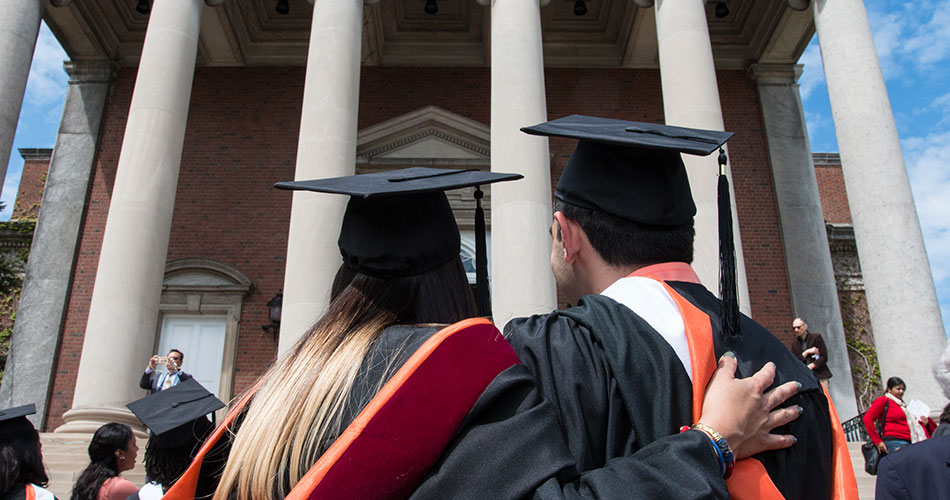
[474,186,492,317]
[717,148,740,338]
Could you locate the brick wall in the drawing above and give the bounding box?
[814,153,851,224]
[45,65,795,428]
[12,149,51,220]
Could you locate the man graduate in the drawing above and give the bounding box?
[163,167,801,500]
[508,115,857,500]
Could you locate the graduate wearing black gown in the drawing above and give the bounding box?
[0,405,58,500]
[507,116,857,500]
[165,168,797,500]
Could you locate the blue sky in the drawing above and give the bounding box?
[3,3,949,334]
[799,0,950,337]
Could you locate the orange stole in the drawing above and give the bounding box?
[651,278,860,500]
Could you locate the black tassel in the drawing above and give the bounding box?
[474,186,492,317]
[718,149,739,337]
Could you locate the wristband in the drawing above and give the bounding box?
[682,423,736,478]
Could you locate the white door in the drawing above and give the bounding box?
[158,315,227,399]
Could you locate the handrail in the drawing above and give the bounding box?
[842,412,869,442]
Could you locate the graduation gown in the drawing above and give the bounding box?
[164,318,725,500]
[506,273,850,500]
[0,484,57,500]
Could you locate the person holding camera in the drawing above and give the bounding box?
[139,349,192,394]
[787,317,832,386]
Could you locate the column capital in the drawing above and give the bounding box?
[748,63,803,85]
[64,60,117,84]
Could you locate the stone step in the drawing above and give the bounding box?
[39,433,147,500]
[847,441,876,500]
[40,433,878,499]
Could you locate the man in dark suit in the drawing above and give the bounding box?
[140,349,193,394]
[876,435,950,500]
[788,317,832,386]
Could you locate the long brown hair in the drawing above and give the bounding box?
[214,258,475,500]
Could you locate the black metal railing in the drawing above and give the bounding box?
[842,412,869,442]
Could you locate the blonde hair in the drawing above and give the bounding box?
[213,261,475,500]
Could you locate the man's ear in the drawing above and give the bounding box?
[554,212,581,264]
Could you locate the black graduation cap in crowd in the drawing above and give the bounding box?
[275,168,523,317]
[522,115,741,337]
[0,403,36,439]
[126,379,223,448]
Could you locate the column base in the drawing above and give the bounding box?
[54,406,147,438]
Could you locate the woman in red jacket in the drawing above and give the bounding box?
[863,377,937,454]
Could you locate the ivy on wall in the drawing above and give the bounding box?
[0,218,34,385]
[840,292,882,411]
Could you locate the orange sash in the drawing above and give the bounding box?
[164,318,517,500]
[650,278,857,500]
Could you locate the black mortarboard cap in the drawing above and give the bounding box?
[522,115,741,337]
[0,403,36,439]
[275,168,523,317]
[126,379,223,448]
[522,115,733,225]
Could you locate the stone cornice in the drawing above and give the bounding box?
[748,63,803,84]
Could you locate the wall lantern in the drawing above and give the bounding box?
[715,1,729,18]
[573,1,588,16]
[261,291,283,341]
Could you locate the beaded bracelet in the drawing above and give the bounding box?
[680,423,736,479]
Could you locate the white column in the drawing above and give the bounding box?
[814,0,946,406]
[751,63,859,419]
[57,0,206,434]
[488,0,557,329]
[0,0,42,192]
[654,0,751,314]
[278,0,364,354]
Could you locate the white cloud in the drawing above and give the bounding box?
[903,129,950,336]
[865,0,950,79]
[798,41,825,102]
[903,2,950,68]
[866,8,906,80]
[23,23,68,109]
[0,171,21,219]
[804,110,835,151]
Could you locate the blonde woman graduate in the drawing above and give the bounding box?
[163,168,801,500]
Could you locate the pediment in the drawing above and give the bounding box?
[356,106,490,166]
[163,258,254,294]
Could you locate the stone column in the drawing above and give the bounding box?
[0,0,42,191]
[654,0,751,314]
[277,0,365,354]
[56,0,206,434]
[487,0,557,329]
[0,61,114,429]
[750,63,859,419]
[814,0,946,406]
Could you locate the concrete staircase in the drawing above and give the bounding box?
[847,441,877,500]
[39,433,147,500]
[38,432,876,499]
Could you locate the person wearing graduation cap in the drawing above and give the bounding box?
[124,379,223,500]
[163,167,802,500]
[505,115,857,499]
[0,404,57,500]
